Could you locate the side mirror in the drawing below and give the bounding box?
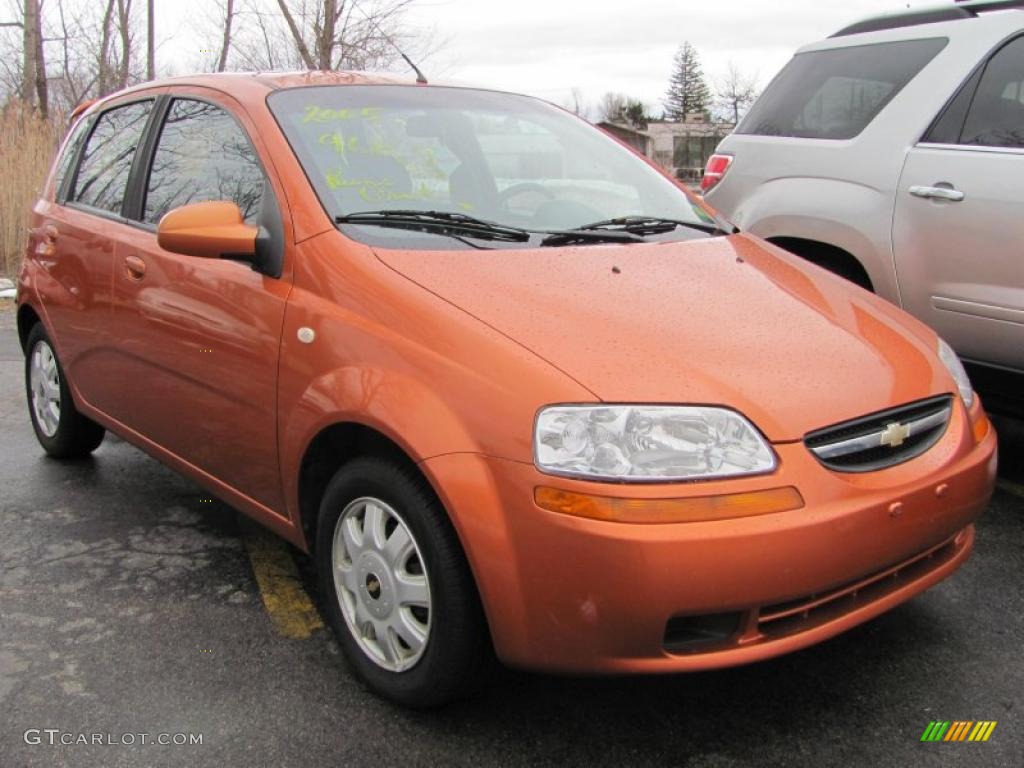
[157,201,258,261]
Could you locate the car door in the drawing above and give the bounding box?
[893,35,1024,372]
[105,94,290,511]
[36,99,155,409]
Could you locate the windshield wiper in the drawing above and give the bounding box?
[538,229,647,247]
[336,210,531,243]
[576,215,736,237]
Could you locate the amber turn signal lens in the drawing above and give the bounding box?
[971,410,990,444]
[534,486,804,524]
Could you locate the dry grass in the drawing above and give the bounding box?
[0,103,64,278]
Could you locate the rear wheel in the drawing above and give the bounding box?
[25,324,105,458]
[316,457,490,707]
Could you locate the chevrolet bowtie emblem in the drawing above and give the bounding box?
[880,421,910,448]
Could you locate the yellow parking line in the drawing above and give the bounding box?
[241,521,324,639]
[997,480,1024,499]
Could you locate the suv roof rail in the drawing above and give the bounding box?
[831,0,1024,38]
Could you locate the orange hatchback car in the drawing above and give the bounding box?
[18,72,997,707]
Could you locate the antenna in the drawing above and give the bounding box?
[399,51,429,86]
[348,0,428,84]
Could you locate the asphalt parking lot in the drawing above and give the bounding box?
[1,304,1022,768]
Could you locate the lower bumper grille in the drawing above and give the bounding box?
[663,531,965,654]
[757,535,960,639]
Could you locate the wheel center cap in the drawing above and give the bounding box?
[365,574,382,600]
[357,552,395,619]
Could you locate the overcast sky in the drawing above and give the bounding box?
[160,0,934,113]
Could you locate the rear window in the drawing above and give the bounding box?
[738,38,947,140]
[71,100,153,214]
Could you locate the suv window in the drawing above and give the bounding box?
[143,99,264,224]
[960,36,1024,148]
[71,100,153,214]
[738,38,947,140]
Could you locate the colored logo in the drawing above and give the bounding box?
[921,721,997,742]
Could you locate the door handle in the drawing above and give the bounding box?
[34,224,60,257]
[124,254,147,279]
[909,185,965,202]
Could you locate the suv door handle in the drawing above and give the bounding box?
[124,254,147,279]
[909,185,965,202]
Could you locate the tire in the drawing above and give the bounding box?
[316,456,490,707]
[25,323,105,458]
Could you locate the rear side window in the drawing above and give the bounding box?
[143,99,264,224]
[960,36,1024,148]
[53,118,91,201]
[71,100,153,214]
[738,38,947,140]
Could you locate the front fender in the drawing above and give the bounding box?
[282,362,481,474]
[277,231,595,537]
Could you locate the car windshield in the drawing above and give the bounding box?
[268,85,724,247]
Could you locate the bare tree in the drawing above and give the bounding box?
[235,0,420,73]
[599,92,628,123]
[715,61,759,125]
[274,0,315,68]
[17,0,47,116]
[216,0,235,72]
[96,0,115,94]
[598,92,648,129]
[145,0,152,80]
[563,86,585,117]
[93,0,137,95]
[115,0,133,90]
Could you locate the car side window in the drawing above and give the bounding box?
[143,99,264,224]
[71,100,153,214]
[959,36,1024,148]
[53,117,92,201]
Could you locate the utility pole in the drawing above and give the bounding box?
[146,0,154,80]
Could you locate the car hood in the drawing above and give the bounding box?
[374,234,950,441]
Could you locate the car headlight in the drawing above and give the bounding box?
[937,338,974,408]
[534,405,776,481]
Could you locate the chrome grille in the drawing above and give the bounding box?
[804,395,953,472]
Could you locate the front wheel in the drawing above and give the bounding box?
[316,457,490,707]
[24,324,105,458]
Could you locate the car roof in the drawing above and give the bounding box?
[796,10,1022,54]
[82,70,423,114]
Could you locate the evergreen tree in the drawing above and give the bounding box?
[664,42,711,120]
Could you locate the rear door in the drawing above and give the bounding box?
[105,93,291,511]
[893,35,1024,372]
[37,99,154,408]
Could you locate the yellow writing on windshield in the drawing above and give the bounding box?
[325,172,436,203]
[318,131,400,164]
[302,105,384,124]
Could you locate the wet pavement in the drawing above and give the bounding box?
[1,308,1022,767]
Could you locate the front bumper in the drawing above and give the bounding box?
[421,403,997,674]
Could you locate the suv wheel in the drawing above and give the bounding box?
[316,457,490,707]
[25,324,105,458]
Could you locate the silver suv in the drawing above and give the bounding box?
[705,0,1024,396]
